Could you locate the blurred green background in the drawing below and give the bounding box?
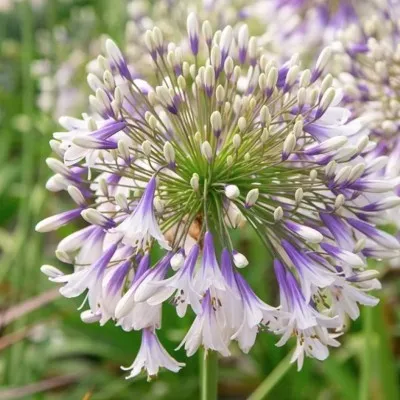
[0,1,399,399]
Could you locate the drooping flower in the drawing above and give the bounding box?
[147,244,202,316]
[122,328,185,380]
[114,175,171,251]
[178,290,231,357]
[37,13,400,378]
[115,253,165,332]
[273,260,341,370]
[231,272,279,353]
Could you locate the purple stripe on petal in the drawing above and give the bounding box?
[182,244,199,276]
[132,253,151,286]
[107,260,132,296]
[93,120,126,140]
[190,36,199,56]
[220,248,235,286]
[347,218,400,249]
[93,242,119,279]
[35,207,84,232]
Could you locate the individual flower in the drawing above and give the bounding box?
[147,244,202,316]
[114,175,171,250]
[37,14,400,378]
[178,290,231,357]
[122,328,185,380]
[274,260,341,370]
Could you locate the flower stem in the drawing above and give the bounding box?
[248,351,294,400]
[200,349,218,400]
[359,307,373,400]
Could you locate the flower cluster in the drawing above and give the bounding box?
[240,0,360,64]
[37,13,400,378]
[334,5,400,193]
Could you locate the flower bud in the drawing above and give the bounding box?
[216,85,225,103]
[232,134,241,149]
[245,188,259,208]
[295,188,304,204]
[115,193,129,211]
[81,209,110,227]
[210,111,222,137]
[142,140,152,156]
[274,206,284,221]
[233,251,249,268]
[335,194,345,209]
[118,140,130,162]
[67,185,86,207]
[282,133,296,160]
[190,173,199,191]
[225,185,240,199]
[201,141,213,161]
[163,141,175,165]
[299,69,311,87]
[238,117,247,133]
[202,20,213,46]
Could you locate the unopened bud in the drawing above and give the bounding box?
[99,178,109,197]
[282,133,296,160]
[260,105,271,126]
[335,194,345,209]
[225,185,240,199]
[115,193,128,211]
[210,111,222,137]
[216,85,225,103]
[190,173,199,191]
[67,185,86,206]
[233,251,249,268]
[142,140,152,156]
[201,141,213,161]
[293,120,303,138]
[118,140,130,162]
[274,206,284,221]
[245,188,259,207]
[315,47,332,75]
[299,69,311,87]
[310,169,318,181]
[295,188,303,204]
[260,128,269,143]
[163,141,175,165]
[232,134,241,149]
[238,117,247,132]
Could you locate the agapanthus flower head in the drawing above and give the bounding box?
[37,12,400,378]
[333,2,400,238]
[334,4,400,172]
[240,0,361,64]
